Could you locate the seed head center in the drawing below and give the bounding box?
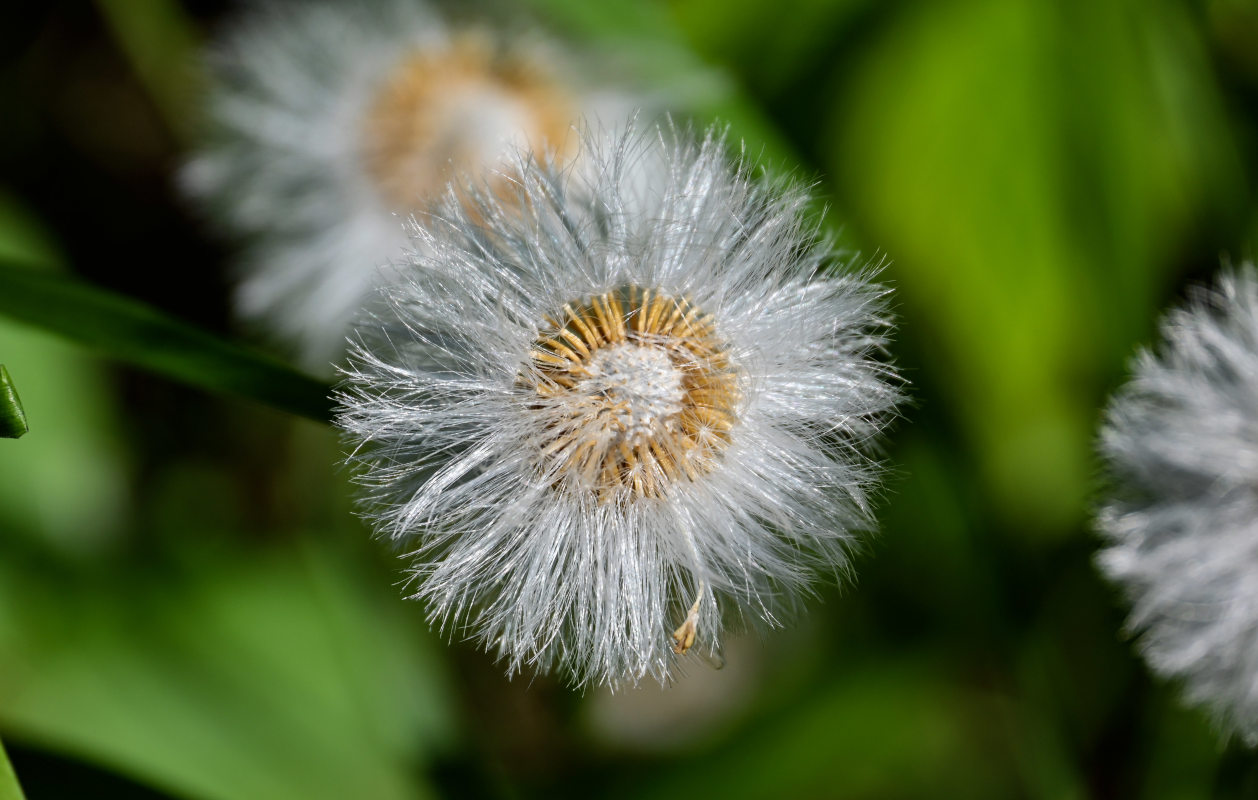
[580,343,684,443]
[527,287,740,501]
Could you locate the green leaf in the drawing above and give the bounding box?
[827,0,1242,534]
[0,540,455,800]
[616,660,1043,800]
[524,0,805,170]
[0,317,129,552]
[0,189,62,270]
[0,264,331,423]
[668,0,877,95]
[0,367,26,439]
[0,737,27,800]
[93,0,200,142]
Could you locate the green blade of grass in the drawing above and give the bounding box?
[0,264,331,423]
[0,737,26,800]
[0,366,27,439]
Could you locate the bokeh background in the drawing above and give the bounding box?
[2,0,1258,797]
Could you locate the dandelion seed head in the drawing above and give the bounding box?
[361,34,577,208]
[183,0,639,371]
[1097,265,1258,744]
[338,123,901,688]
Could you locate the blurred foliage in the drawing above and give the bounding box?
[92,0,199,141]
[0,537,455,800]
[1,0,1256,798]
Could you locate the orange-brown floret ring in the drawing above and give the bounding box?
[523,286,740,502]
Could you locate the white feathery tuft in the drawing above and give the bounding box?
[182,0,644,372]
[1097,265,1258,744]
[337,123,902,688]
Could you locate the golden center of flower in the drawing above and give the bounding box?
[527,287,739,501]
[361,36,578,208]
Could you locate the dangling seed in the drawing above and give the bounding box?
[671,582,705,655]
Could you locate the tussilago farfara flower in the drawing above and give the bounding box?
[336,125,902,688]
[1097,266,1258,744]
[183,0,640,370]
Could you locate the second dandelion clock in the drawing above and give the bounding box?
[184,0,642,372]
[337,124,902,688]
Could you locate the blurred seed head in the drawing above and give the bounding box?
[182,0,642,372]
[336,123,902,688]
[1097,265,1258,744]
[361,32,578,209]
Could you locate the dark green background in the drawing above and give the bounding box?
[1,0,1256,797]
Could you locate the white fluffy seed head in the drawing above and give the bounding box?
[584,343,684,433]
[1097,265,1258,744]
[337,123,902,688]
[182,0,642,372]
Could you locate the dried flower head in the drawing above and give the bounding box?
[336,124,901,688]
[183,0,640,370]
[1097,265,1258,744]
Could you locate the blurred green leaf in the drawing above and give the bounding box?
[0,318,129,553]
[0,539,455,800]
[0,189,62,270]
[525,0,804,170]
[94,0,200,141]
[618,660,1033,800]
[828,0,1242,534]
[0,264,331,423]
[668,0,876,94]
[0,737,26,800]
[1121,690,1216,800]
[0,367,26,440]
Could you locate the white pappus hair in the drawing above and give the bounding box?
[1097,265,1258,743]
[183,0,642,372]
[337,123,902,688]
